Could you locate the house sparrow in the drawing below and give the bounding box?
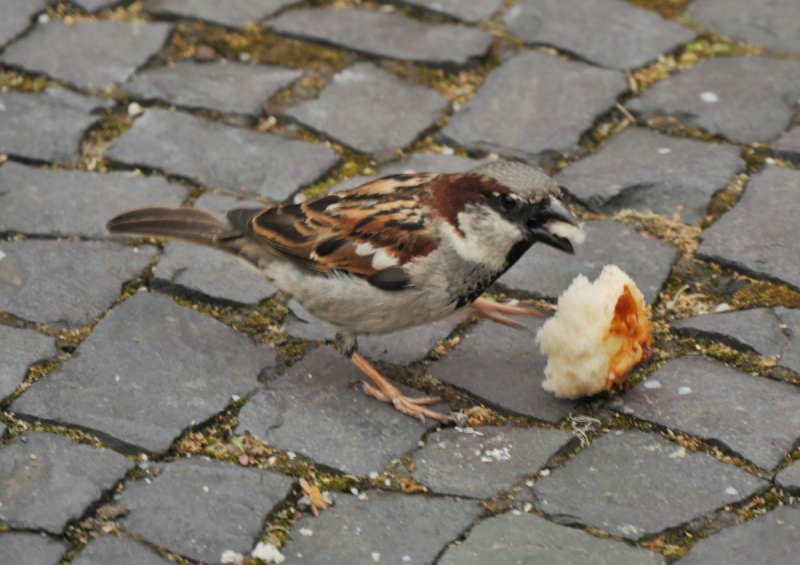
[108,161,580,423]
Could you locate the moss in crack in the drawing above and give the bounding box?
[78,109,134,173]
[623,0,690,19]
[733,280,800,310]
[704,172,747,226]
[613,209,702,255]
[0,69,51,93]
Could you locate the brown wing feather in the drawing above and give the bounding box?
[227,173,441,277]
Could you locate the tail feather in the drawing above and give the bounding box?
[107,206,236,247]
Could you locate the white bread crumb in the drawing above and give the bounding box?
[536,265,651,399]
[548,220,586,246]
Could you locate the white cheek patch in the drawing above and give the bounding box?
[547,221,586,246]
[355,242,375,256]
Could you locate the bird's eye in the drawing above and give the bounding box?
[500,194,518,210]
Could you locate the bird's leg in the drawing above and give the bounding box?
[469,297,550,329]
[336,333,449,424]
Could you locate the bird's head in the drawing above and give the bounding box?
[434,161,583,272]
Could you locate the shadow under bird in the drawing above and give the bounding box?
[108,161,580,423]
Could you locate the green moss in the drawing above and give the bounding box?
[733,280,800,309]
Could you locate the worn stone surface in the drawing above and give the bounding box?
[689,0,800,56]
[0,240,156,327]
[281,492,482,565]
[614,356,800,469]
[440,50,627,166]
[773,127,800,166]
[72,0,123,12]
[397,0,505,23]
[0,532,69,565]
[0,0,50,48]
[438,511,666,565]
[775,307,800,375]
[286,63,448,156]
[679,505,800,565]
[504,0,694,70]
[626,56,800,144]
[412,426,573,499]
[236,347,446,476]
[533,431,768,540]
[428,317,578,423]
[284,299,464,365]
[0,325,56,400]
[329,152,494,192]
[194,191,264,215]
[671,308,789,358]
[125,61,302,116]
[555,128,744,223]
[119,459,294,564]
[106,108,339,201]
[0,432,134,534]
[72,536,173,565]
[144,0,300,29]
[776,461,800,493]
[12,292,276,454]
[497,219,679,305]
[0,87,111,165]
[697,166,800,292]
[0,21,172,90]
[267,8,493,66]
[155,241,277,305]
[0,162,186,238]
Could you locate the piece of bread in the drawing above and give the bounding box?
[536,265,652,399]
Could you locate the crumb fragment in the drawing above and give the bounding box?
[537,265,652,398]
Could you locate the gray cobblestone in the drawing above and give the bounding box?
[72,536,174,565]
[0,325,56,400]
[773,127,800,166]
[144,0,302,30]
[0,0,50,48]
[396,0,505,23]
[0,532,69,565]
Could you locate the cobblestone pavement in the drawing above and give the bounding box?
[1,1,800,564]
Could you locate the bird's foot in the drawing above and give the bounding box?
[351,352,450,424]
[469,297,549,329]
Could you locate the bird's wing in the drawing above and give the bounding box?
[227,173,442,289]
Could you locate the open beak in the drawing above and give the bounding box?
[528,196,581,255]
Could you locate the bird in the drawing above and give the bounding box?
[108,161,581,424]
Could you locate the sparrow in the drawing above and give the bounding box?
[108,161,580,424]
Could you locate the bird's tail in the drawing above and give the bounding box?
[107,206,237,248]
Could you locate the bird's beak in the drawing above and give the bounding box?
[527,195,581,255]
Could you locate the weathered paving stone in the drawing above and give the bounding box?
[0,432,134,534]
[440,50,628,166]
[689,0,800,56]
[697,166,800,292]
[71,0,123,12]
[0,533,69,565]
[236,347,446,476]
[773,127,800,166]
[0,240,156,327]
[555,128,744,224]
[428,317,579,423]
[438,511,666,565]
[106,108,339,201]
[0,21,172,90]
[626,56,800,144]
[285,63,448,157]
[267,8,493,66]
[12,292,276,453]
[72,536,173,565]
[118,459,294,564]
[533,431,768,540]
[614,356,800,469]
[776,461,800,493]
[0,423,6,438]
[155,241,278,305]
[396,0,506,23]
[0,325,57,400]
[284,299,464,365]
[329,152,494,192]
[0,0,50,48]
[775,307,800,375]
[0,87,112,165]
[124,61,302,116]
[281,491,482,565]
[193,190,264,215]
[504,0,694,70]
[411,426,573,499]
[678,504,800,565]
[497,219,679,305]
[671,308,789,358]
[144,0,300,30]
[0,162,186,237]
